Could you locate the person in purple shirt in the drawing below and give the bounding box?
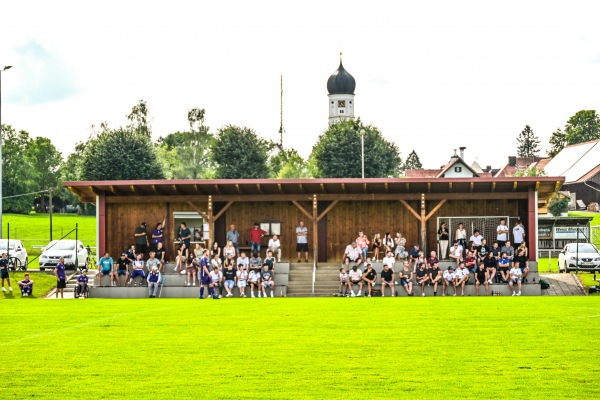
[76,270,89,298]
[54,257,66,299]
[198,249,218,300]
[151,216,166,251]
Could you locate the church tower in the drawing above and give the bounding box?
[327,54,356,125]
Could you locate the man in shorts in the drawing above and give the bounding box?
[429,262,442,296]
[249,252,262,270]
[442,266,457,296]
[509,264,523,296]
[513,248,529,281]
[236,264,248,297]
[380,264,395,297]
[198,249,218,300]
[96,252,114,287]
[464,250,477,276]
[114,253,131,287]
[248,267,262,298]
[449,241,463,267]
[398,261,414,296]
[236,252,249,271]
[415,262,430,296]
[223,263,237,297]
[343,242,363,269]
[18,273,34,297]
[261,264,275,297]
[362,263,377,297]
[498,252,511,283]
[0,252,12,292]
[76,269,89,298]
[296,221,309,262]
[348,265,363,297]
[455,262,470,296]
[147,266,161,298]
[475,263,489,296]
[409,244,421,269]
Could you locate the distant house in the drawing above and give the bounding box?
[494,156,550,178]
[543,139,600,208]
[406,148,493,178]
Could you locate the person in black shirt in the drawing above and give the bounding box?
[415,262,430,296]
[380,264,395,297]
[483,252,497,284]
[154,242,166,272]
[438,222,449,260]
[475,263,489,296]
[115,253,131,287]
[477,239,489,263]
[362,264,377,297]
[222,264,237,297]
[513,249,529,281]
[134,222,149,256]
[429,263,442,296]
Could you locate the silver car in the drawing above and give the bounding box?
[558,243,600,273]
[39,240,88,271]
[0,239,28,271]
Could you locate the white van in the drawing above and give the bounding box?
[39,240,88,271]
[0,239,28,270]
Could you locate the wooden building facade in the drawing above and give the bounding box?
[65,177,563,263]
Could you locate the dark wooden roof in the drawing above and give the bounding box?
[64,177,564,203]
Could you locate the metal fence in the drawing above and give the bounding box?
[436,216,518,244]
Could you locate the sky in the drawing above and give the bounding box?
[2,0,600,170]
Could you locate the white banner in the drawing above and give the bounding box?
[553,226,589,239]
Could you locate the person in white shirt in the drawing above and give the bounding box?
[236,265,248,297]
[339,268,350,296]
[442,266,457,296]
[509,265,523,296]
[209,266,223,298]
[496,219,509,247]
[512,220,526,247]
[455,223,467,254]
[248,269,261,298]
[343,242,363,268]
[382,251,396,272]
[348,265,363,297]
[449,241,463,266]
[469,230,484,254]
[236,252,249,271]
[267,235,282,262]
[454,262,470,296]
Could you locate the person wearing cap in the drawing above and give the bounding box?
[362,263,377,297]
[76,270,89,298]
[18,273,34,297]
[442,266,457,296]
[398,261,414,296]
[348,265,363,297]
[96,252,115,287]
[0,252,12,293]
[429,262,442,296]
[147,266,162,298]
[380,264,394,297]
[455,262,470,296]
[134,222,149,256]
[115,253,131,287]
[415,262,430,296]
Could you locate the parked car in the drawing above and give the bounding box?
[39,240,88,271]
[558,243,600,273]
[0,239,28,271]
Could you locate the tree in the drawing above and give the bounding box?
[403,150,423,171]
[516,125,541,157]
[564,110,600,145]
[514,165,547,177]
[310,119,402,178]
[26,137,63,209]
[1,125,36,213]
[80,127,165,180]
[269,148,310,178]
[126,99,151,138]
[548,128,567,157]
[210,125,269,179]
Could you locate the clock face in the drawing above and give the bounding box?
[338,100,345,107]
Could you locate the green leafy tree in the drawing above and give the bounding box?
[26,137,63,210]
[564,110,600,145]
[403,150,423,171]
[210,125,269,179]
[1,124,36,213]
[548,128,567,157]
[269,148,310,178]
[310,119,402,178]
[514,166,547,177]
[81,127,165,180]
[516,125,541,157]
[126,99,151,138]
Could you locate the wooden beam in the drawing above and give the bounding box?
[399,199,421,220]
[235,184,242,194]
[299,183,304,193]
[491,182,496,192]
[448,182,453,193]
[291,200,314,221]
[88,186,101,196]
[149,185,159,195]
[363,183,368,193]
[555,180,562,192]
[277,183,284,194]
[470,182,474,193]
[424,199,447,221]
[512,181,518,192]
[535,181,540,191]
[213,201,234,221]
[129,185,138,194]
[341,183,346,193]
[107,185,122,196]
[427,182,431,193]
[384,182,389,193]
[320,183,326,194]
[256,183,263,194]
[405,182,410,192]
[316,200,339,222]
[213,184,221,194]
[171,184,181,195]
[186,201,209,220]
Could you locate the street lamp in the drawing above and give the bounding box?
[360,128,365,179]
[0,65,12,239]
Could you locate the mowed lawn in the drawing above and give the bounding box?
[1,298,599,399]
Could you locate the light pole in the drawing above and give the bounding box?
[0,66,13,239]
[360,128,365,179]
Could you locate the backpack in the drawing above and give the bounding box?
[539,279,550,289]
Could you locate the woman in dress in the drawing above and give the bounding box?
[455,223,467,256]
[437,222,449,260]
[394,232,407,260]
[371,233,382,261]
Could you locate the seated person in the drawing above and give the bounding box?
[379,264,394,297]
[264,250,276,276]
[348,265,363,297]
[498,252,511,283]
[147,267,161,298]
[209,266,223,298]
[429,262,442,296]
[513,249,529,281]
[469,229,484,255]
[339,268,350,296]
[75,270,89,298]
[17,273,34,297]
[415,262,430,296]
[382,251,396,272]
[249,253,262,270]
[501,241,515,265]
[146,251,161,277]
[427,251,439,269]
[261,265,275,297]
[96,252,114,287]
[490,242,501,259]
[248,268,262,298]
[483,252,497,284]
[464,251,477,276]
[454,262,470,296]
[362,263,377,297]
[186,255,198,287]
[398,261,414,296]
[115,253,131,287]
[236,265,248,297]
[475,263,489,296]
[222,264,237,297]
[236,252,250,271]
[343,242,363,268]
[128,253,146,286]
[211,254,222,270]
[477,239,490,263]
[509,264,523,296]
[442,266,457,296]
[448,241,463,266]
[154,242,166,272]
[409,244,421,269]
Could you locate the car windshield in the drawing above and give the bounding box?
[46,241,76,251]
[568,243,597,253]
[0,240,12,251]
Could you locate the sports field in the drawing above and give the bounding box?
[1,297,599,399]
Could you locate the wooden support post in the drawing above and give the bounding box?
[420,194,426,251]
[291,200,314,221]
[312,195,318,266]
[527,187,537,261]
[213,201,234,222]
[317,200,338,222]
[98,192,106,254]
[207,195,213,249]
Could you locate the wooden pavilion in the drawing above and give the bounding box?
[65,177,563,263]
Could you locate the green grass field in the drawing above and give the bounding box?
[1,298,599,399]
[0,272,58,299]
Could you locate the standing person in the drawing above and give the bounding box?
[134,222,149,256]
[380,264,395,297]
[437,222,450,260]
[54,257,66,298]
[226,224,240,256]
[0,253,12,292]
[96,252,114,287]
[18,273,34,297]
[249,223,267,255]
[178,222,192,249]
[151,216,166,251]
[475,263,489,296]
[147,267,161,298]
[115,253,131,287]
[296,221,309,262]
[267,235,282,262]
[371,233,382,262]
[496,219,509,248]
[455,223,467,256]
[512,220,526,248]
[355,231,370,260]
[198,249,218,300]
[382,232,395,253]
